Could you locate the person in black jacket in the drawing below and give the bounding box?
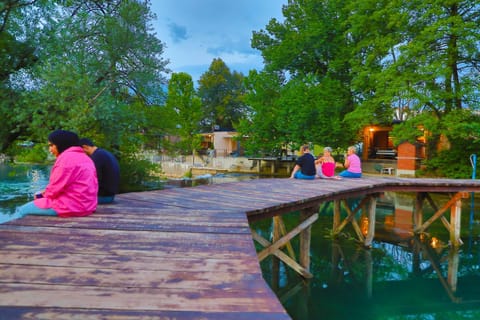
[79,138,120,204]
[290,144,316,180]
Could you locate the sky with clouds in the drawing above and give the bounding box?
[150,1,287,83]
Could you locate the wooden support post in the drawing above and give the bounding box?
[258,214,318,261]
[299,208,315,272]
[414,192,468,234]
[414,193,425,229]
[333,196,374,244]
[334,200,362,237]
[251,229,314,278]
[364,196,376,247]
[271,161,276,174]
[252,213,318,279]
[425,193,453,234]
[272,217,281,291]
[333,200,341,230]
[450,196,463,247]
[342,199,365,242]
[276,216,296,260]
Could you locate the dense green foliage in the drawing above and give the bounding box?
[2,0,479,179]
[243,0,479,177]
[197,58,248,131]
[1,0,169,190]
[164,72,202,160]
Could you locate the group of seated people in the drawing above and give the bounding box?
[17,129,120,219]
[290,144,362,180]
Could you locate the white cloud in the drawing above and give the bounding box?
[150,0,286,82]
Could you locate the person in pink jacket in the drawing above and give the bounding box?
[18,130,98,218]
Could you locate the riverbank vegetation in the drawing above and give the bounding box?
[1,0,479,185]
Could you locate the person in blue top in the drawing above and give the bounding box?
[79,138,120,204]
[290,144,316,180]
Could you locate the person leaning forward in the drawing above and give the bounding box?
[290,144,316,180]
[79,138,120,204]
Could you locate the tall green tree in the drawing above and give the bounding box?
[165,72,202,161]
[346,0,479,137]
[0,0,52,150]
[197,58,248,131]
[4,0,168,151]
[236,70,284,156]
[342,0,411,131]
[248,0,479,173]
[391,0,479,160]
[248,0,355,151]
[1,0,170,189]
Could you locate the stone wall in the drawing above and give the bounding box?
[157,156,258,178]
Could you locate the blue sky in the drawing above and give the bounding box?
[150,1,286,83]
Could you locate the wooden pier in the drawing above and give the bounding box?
[1,177,480,319]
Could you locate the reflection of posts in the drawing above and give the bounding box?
[364,249,373,299]
[414,237,461,303]
[330,240,373,299]
[299,209,315,272]
[330,241,342,284]
[448,247,460,293]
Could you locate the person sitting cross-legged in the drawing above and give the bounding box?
[339,146,362,178]
[315,146,339,179]
[290,144,316,180]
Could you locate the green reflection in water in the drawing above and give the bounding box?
[251,193,480,320]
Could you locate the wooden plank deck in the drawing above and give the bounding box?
[1,177,480,319]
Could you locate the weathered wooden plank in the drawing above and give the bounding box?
[4,214,252,234]
[0,283,286,313]
[0,307,291,320]
[0,251,260,273]
[0,264,266,291]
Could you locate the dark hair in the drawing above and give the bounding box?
[79,138,95,147]
[48,130,79,154]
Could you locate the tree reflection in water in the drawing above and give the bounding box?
[252,192,480,320]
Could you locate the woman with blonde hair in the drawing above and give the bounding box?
[315,146,336,178]
[339,146,362,178]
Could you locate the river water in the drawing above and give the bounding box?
[2,163,480,319]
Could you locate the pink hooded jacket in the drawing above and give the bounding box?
[34,146,98,217]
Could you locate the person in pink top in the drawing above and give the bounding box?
[17,130,98,218]
[315,147,338,179]
[339,146,362,178]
